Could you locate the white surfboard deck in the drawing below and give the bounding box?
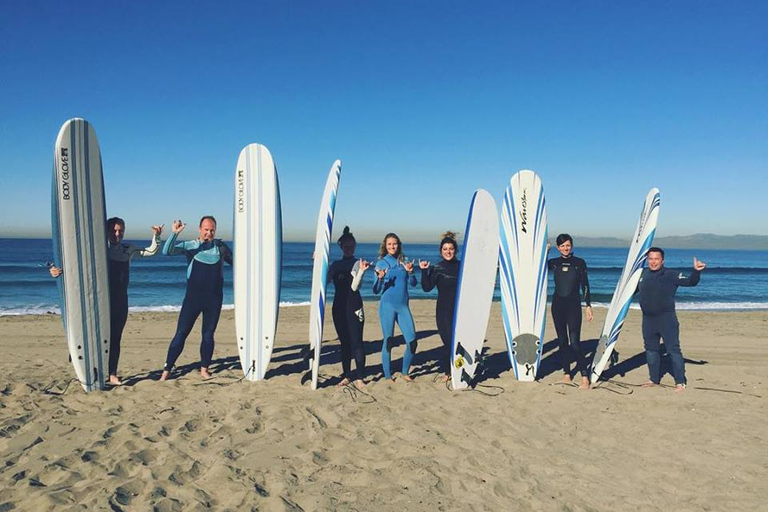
[499,170,549,382]
[308,160,342,390]
[233,143,282,381]
[51,118,110,392]
[590,188,660,384]
[451,189,499,390]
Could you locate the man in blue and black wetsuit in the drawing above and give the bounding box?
[160,216,232,381]
[638,247,706,394]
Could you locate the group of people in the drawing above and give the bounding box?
[50,216,706,393]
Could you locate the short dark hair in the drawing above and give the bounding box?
[199,215,217,227]
[107,217,125,230]
[648,247,665,258]
[556,233,573,246]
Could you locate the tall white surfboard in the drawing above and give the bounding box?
[590,188,660,384]
[499,170,548,381]
[51,118,110,392]
[233,143,282,381]
[451,189,499,390]
[308,160,342,390]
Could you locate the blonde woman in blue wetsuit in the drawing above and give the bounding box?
[373,233,417,382]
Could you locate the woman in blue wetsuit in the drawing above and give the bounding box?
[373,232,417,381]
[160,216,232,381]
[327,226,370,390]
[548,234,593,389]
[419,231,460,382]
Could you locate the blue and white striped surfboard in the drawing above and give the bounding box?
[451,189,499,390]
[51,118,110,392]
[590,188,660,384]
[234,143,283,381]
[308,160,342,390]
[499,170,549,381]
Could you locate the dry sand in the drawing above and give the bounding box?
[0,301,766,511]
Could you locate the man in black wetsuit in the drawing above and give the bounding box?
[638,247,706,394]
[548,234,592,389]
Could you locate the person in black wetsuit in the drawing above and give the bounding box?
[637,247,706,394]
[547,234,593,389]
[160,216,233,381]
[327,226,370,390]
[50,217,163,385]
[419,231,460,382]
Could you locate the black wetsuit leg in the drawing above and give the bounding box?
[164,294,204,369]
[199,293,223,368]
[332,305,352,378]
[642,312,685,385]
[108,292,129,376]
[345,302,365,380]
[435,297,454,374]
[552,297,585,376]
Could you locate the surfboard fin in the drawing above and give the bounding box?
[454,342,474,366]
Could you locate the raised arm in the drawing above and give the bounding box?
[162,220,187,256]
[135,224,164,257]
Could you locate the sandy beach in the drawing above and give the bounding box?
[0,301,765,511]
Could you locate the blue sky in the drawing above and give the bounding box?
[1,0,765,242]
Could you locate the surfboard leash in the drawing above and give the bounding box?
[341,382,378,404]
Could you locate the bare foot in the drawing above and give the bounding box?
[353,379,366,391]
[641,381,657,388]
[562,374,573,384]
[402,375,414,382]
[337,377,351,387]
[579,376,590,390]
[439,374,451,383]
[108,375,122,386]
[675,384,686,394]
[159,370,170,382]
[200,368,212,380]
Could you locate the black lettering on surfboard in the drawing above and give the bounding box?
[519,189,528,233]
[60,148,71,200]
[237,170,245,213]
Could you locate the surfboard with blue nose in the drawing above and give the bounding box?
[308,160,342,390]
[499,170,548,381]
[590,188,660,384]
[233,143,283,381]
[451,189,499,390]
[51,118,110,392]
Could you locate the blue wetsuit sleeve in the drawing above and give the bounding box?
[372,260,386,294]
[162,233,186,256]
[408,271,417,287]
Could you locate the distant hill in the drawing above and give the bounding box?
[577,234,768,250]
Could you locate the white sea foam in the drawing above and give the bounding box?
[589,301,768,311]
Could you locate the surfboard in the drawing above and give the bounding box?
[451,189,499,390]
[499,170,549,381]
[233,143,282,381]
[308,160,342,390]
[590,188,660,384]
[51,118,110,392]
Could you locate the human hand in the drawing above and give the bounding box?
[403,260,414,273]
[585,306,593,322]
[152,224,164,236]
[360,259,370,271]
[49,266,62,278]
[375,268,388,280]
[418,259,430,270]
[172,220,186,234]
[693,257,706,271]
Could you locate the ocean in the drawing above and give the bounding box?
[1,238,767,316]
